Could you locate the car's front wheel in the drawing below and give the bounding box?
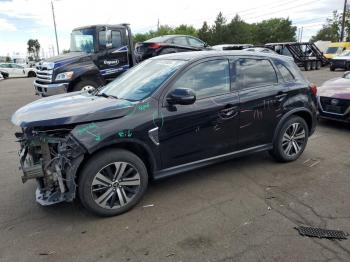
[270,116,309,162]
[78,149,148,216]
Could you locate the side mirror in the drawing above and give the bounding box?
[106,30,112,49]
[166,88,196,105]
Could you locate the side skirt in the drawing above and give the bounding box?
[153,144,273,180]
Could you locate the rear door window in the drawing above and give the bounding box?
[172,37,189,46]
[237,58,277,89]
[171,59,230,99]
[188,37,204,47]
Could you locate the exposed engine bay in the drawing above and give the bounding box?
[16,127,85,205]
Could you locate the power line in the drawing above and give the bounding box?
[242,0,320,21]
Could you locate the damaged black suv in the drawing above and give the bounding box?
[12,51,317,216]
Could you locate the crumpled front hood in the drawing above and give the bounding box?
[319,77,350,99]
[11,92,135,128]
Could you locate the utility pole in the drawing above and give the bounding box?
[51,0,60,55]
[341,0,348,41]
[157,18,160,31]
[300,27,304,42]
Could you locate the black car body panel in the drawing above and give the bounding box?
[135,35,211,62]
[11,92,135,128]
[12,51,317,206]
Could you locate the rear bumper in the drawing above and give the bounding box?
[34,81,68,97]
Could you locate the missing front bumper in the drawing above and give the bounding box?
[18,132,85,205]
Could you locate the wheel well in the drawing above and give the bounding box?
[292,111,312,133]
[28,71,36,77]
[68,74,104,92]
[76,142,155,182]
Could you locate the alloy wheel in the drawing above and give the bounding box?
[91,162,141,209]
[281,123,306,157]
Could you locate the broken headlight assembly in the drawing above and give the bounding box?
[16,127,85,205]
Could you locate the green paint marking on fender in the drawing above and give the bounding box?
[117,130,133,138]
[86,130,101,141]
[77,123,97,135]
[152,110,164,129]
[137,102,150,111]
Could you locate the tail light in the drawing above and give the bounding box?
[309,83,317,96]
[148,43,161,49]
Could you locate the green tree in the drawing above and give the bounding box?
[253,18,296,44]
[211,12,229,45]
[226,14,254,44]
[5,56,11,62]
[27,39,41,60]
[198,21,212,44]
[173,24,197,36]
[310,11,350,42]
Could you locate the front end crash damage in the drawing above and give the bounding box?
[16,128,85,205]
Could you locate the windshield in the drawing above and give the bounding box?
[325,47,342,54]
[70,28,96,53]
[99,59,186,101]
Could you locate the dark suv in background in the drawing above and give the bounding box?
[12,51,317,216]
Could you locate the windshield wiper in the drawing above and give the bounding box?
[96,92,119,99]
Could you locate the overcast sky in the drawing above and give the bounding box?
[0,0,346,57]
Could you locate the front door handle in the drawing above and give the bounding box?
[219,106,238,119]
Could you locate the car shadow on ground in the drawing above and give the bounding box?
[35,151,275,220]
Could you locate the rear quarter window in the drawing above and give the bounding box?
[237,58,277,89]
[275,62,295,82]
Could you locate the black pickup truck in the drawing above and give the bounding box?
[34,24,136,96]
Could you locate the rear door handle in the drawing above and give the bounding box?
[275,93,287,101]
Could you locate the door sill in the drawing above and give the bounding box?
[154,144,272,180]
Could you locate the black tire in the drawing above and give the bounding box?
[72,80,98,92]
[330,66,335,71]
[270,116,309,162]
[28,71,36,77]
[316,61,321,70]
[78,149,148,216]
[311,61,316,70]
[304,61,311,71]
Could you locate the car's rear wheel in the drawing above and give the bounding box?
[78,149,148,216]
[72,80,98,92]
[330,66,335,71]
[270,116,309,162]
